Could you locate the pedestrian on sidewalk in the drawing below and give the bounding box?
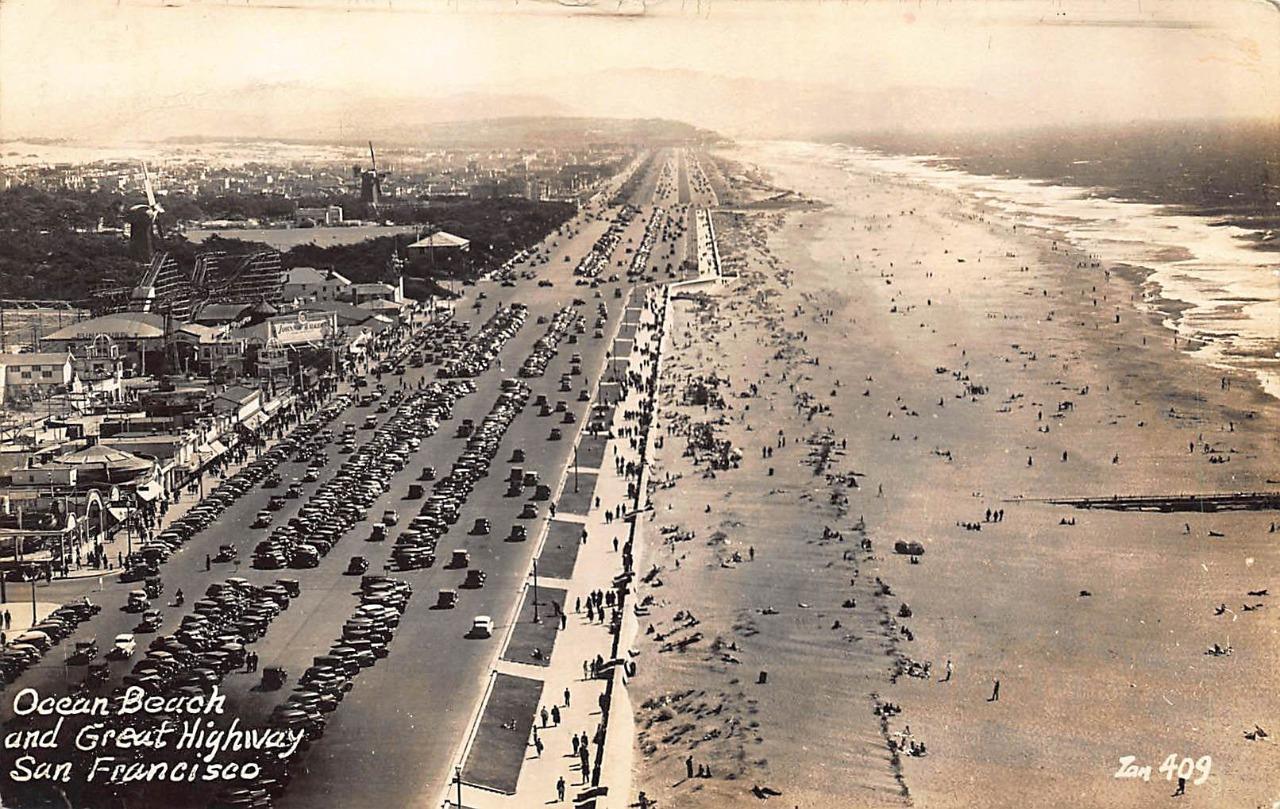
[556,776,566,802]
[989,678,1000,702]
[541,707,549,728]
[564,687,571,708]
[534,735,544,758]
[552,705,561,725]
[685,755,694,779]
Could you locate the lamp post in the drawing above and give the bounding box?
[531,560,540,624]
[125,495,134,562]
[454,765,464,809]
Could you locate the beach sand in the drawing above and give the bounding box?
[627,142,1280,808]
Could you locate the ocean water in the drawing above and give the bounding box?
[773,140,1280,402]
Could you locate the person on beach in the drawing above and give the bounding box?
[990,678,1001,702]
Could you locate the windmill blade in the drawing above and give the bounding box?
[142,162,158,209]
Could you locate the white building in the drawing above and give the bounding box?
[282,266,353,303]
[0,352,79,405]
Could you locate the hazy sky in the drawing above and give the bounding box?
[1,0,1276,141]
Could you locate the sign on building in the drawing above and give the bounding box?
[268,312,336,346]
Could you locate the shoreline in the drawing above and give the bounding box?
[626,142,1280,808]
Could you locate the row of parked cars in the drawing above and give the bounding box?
[115,575,298,696]
[573,204,637,280]
[0,600,101,684]
[436,303,528,379]
[112,396,353,587]
[519,305,585,378]
[263,575,411,740]
[627,205,665,279]
[391,376,531,576]
[210,576,413,809]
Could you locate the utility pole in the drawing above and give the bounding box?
[454,765,464,809]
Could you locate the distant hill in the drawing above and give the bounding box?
[402,116,724,147]
[165,116,720,149]
[537,67,1047,139]
[28,75,723,148]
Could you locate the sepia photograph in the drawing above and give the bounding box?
[0,1,1277,807]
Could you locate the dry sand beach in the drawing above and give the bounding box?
[627,143,1280,809]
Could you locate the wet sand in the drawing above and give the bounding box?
[627,142,1280,809]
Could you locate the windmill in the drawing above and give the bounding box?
[127,163,165,262]
[359,142,386,216]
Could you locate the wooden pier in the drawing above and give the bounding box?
[1010,491,1280,513]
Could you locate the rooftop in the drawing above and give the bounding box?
[285,266,351,286]
[44,313,165,342]
[406,231,470,250]
[0,352,72,366]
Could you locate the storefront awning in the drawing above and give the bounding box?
[135,481,164,502]
[106,506,130,524]
[242,412,267,430]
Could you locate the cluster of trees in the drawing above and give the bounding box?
[0,187,139,299]
[284,198,577,299]
[0,184,575,302]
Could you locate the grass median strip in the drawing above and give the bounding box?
[461,673,545,794]
[555,472,598,515]
[501,585,568,668]
[536,520,586,580]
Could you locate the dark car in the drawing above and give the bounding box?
[346,557,369,576]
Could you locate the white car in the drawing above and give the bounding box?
[111,634,136,659]
[471,616,493,639]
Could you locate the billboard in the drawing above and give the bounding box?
[268,311,336,346]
